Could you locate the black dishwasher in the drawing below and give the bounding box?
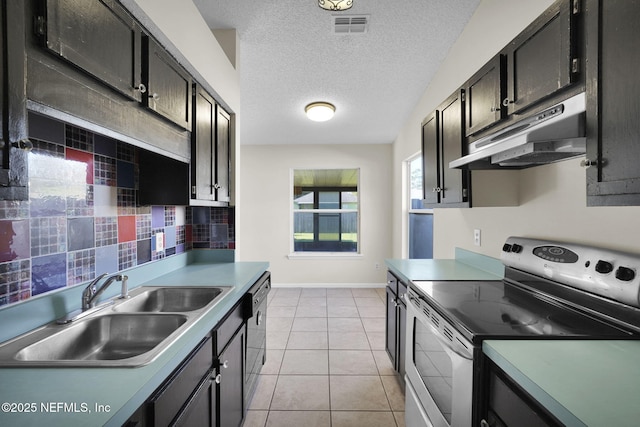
[244,271,270,407]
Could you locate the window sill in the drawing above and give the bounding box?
[287,252,363,260]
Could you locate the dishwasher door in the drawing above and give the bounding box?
[244,271,271,406]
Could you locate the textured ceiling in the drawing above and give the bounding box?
[193,0,480,145]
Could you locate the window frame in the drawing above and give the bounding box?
[406,153,433,259]
[289,169,361,258]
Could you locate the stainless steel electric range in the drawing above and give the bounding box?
[404,237,640,427]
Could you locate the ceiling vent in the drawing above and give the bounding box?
[333,15,369,34]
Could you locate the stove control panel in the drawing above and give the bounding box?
[501,237,640,308]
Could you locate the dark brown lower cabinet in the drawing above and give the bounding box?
[385,271,407,381]
[217,326,244,427]
[173,375,216,427]
[482,362,562,427]
[147,336,214,427]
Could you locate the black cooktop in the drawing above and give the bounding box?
[411,278,635,344]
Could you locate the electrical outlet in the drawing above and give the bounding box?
[473,229,481,246]
[375,263,380,270]
[156,232,165,252]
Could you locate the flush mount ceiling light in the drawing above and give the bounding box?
[305,102,336,122]
[318,0,353,11]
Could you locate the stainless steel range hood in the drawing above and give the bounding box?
[450,92,586,169]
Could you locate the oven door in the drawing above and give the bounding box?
[405,290,474,427]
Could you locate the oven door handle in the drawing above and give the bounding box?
[429,323,473,361]
[405,293,473,361]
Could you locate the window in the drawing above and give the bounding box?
[407,155,433,259]
[292,169,359,253]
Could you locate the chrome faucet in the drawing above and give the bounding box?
[82,273,129,311]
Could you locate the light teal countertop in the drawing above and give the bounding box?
[484,340,640,427]
[385,248,504,283]
[0,256,268,427]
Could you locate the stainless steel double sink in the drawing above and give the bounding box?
[0,286,231,368]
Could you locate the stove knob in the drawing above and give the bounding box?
[511,244,523,253]
[595,260,614,274]
[615,266,636,282]
[502,243,512,252]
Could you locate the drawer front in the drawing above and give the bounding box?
[149,336,213,427]
[215,300,244,355]
[386,271,398,295]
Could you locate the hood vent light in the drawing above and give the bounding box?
[333,15,369,34]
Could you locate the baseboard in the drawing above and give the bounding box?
[271,282,386,289]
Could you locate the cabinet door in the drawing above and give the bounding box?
[421,111,440,205]
[192,86,216,201]
[385,285,398,370]
[397,280,407,379]
[486,365,561,427]
[173,378,214,427]
[439,90,468,206]
[217,328,244,427]
[585,0,640,206]
[397,299,406,381]
[215,106,231,203]
[0,0,28,200]
[144,36,192,130]
[149,336,213,427]
[38,0,143,101]
[505,0,578,115]
[464,55,506,137]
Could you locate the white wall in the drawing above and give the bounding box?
[392,0,640,259]
[239,144,392,285]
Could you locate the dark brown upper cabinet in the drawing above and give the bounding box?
[422,89,469,208]
[36,0,144,102]
[192,86,216,202]
[503,0,579,116]
[584,0,640,206]
[215,106,231,204]
[143,36,192,131]
[463,55,507,138]
[463,0,580,140]
[191,85,231,205]
[1,0,29,200]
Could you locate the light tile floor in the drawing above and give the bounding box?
[242,287,406,427]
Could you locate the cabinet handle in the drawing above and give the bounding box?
[502,98,514,107]
[432,187,442,193]
[490,106,501,112]
[151,92,160,101]
[221,360,229,369]
[480,419,491,427]
[214,374,221,384]
[135,83,146,93]
[580,159,597,168]
[257,311,263,326]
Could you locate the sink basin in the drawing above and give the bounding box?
[113,287,226,313]
[0,285,231,367]
[13,314,187,364]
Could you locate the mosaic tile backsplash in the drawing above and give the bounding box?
[0,113,235,307]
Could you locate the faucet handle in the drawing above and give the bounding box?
[82,273,108,311]
[89,273,108,292]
